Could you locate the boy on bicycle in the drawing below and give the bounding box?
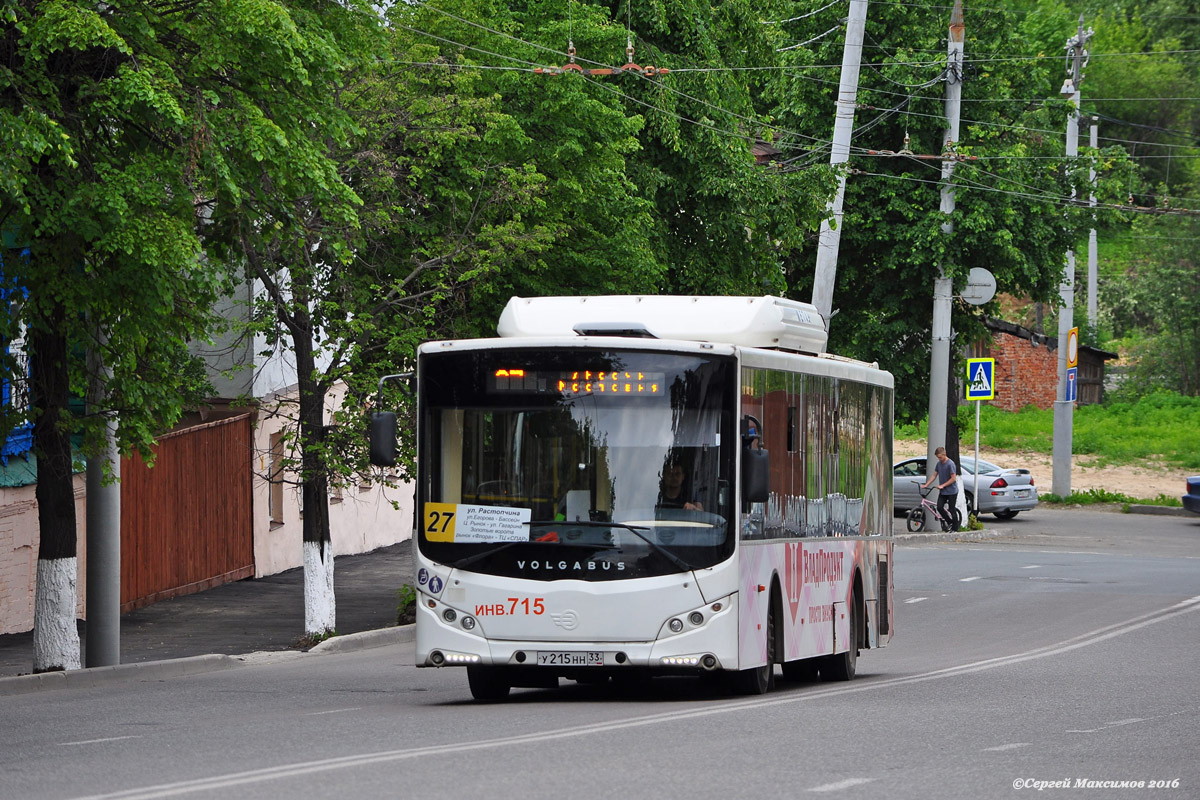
[923,446,961,531]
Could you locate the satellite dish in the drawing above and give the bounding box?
[961,267,997,306]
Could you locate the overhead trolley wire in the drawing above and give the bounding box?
[761,0,847,25]
[406,1,849,152]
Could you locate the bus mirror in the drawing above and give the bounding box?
[369,411,398,467]
[742,447,769,503]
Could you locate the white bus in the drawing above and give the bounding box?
[370,296,894,700]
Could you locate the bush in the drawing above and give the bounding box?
[397,584,417,625]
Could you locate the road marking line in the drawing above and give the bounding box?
[982,743,1031,752]
[1021,565,1042,569]
[1070,714,1169,734]
[306,708,362,716]
[68,599,1200,800]
[59,736,141,747]
[809,778,874,792]
[960,576,982,582]
[904,597,928,604]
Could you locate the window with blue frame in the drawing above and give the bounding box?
[1,247,33,465]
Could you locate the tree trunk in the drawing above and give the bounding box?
[31,318,81,672]
[293,310,335,637]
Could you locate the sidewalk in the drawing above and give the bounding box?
[0,539,413,683]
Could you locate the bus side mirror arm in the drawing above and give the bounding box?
[369,372,413,467]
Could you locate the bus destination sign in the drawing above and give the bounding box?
[491,368,665,397]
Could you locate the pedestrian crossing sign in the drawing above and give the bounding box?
[966,358,995,401]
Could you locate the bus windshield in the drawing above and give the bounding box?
[418,347,737,580]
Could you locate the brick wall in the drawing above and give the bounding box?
[989,330,1058,412]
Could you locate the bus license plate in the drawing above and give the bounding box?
[537,651,604,667]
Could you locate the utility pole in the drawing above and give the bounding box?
[1052,15,1093,498]
[925,0,965,526]
[85,331,120,667]
[811,0,869,326]
[1087,117,1099,328]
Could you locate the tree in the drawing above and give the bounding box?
[1,0,225,670]
[1105,211,1200,397]
[395,0,838,333]
[199,4,560,636]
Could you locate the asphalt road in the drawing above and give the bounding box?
[2,508,1197,800]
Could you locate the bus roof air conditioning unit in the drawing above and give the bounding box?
[496,295,828,355]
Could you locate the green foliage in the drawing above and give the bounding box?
[948,395,1200,470]
[0,0,230,463]
[397,583,417,625]
[1042,487,1182,508]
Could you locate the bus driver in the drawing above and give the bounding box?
[658,457,703,511]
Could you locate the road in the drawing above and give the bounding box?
[2,508,1198,800]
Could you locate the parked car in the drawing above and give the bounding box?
[1184,476,1200,514]
[893,456,1039,520]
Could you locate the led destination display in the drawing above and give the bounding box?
[490,368,665,397]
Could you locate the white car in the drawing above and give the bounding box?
[893,456,1038,520]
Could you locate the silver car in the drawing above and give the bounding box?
[893,456,1038,520]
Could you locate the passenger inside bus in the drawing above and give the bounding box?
[657,455,703,511]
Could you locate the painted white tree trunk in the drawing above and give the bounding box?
[304,541,336,636]
[34,558,81,672]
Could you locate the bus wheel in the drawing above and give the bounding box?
[821,590,859,682]
[467,666,511,701]
[734,606,776,695]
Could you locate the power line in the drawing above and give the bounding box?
[850,168,1199,215]
[761,0,846,25]
[402,3,843,151]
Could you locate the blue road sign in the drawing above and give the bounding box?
[1066,366,1078,402]
[966,358,995,401]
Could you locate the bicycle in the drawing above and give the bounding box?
[906,482,955,533]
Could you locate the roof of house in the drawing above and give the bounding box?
[984,317,1118,360]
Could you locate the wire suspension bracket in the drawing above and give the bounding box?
[535,36,670,77]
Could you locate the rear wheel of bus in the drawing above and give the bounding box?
[467,665,511,701]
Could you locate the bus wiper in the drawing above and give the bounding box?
[449,521,617,571]
[450,521,696,573]
[535,520,697,572]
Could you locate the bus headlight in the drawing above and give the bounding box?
[688,612,704,626]
[461,616,476,631]
[443,608,457,623]
[668,618,684,633]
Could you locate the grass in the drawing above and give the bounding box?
[897,392,1200,471]
[1041,488,1183,508]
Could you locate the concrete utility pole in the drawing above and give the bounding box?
[1087,117,1099,327]
[925,0,964,518]
[811,0,869,325]
[85,334,120,667]
[1052,15,1093,498]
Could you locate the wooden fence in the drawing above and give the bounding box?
[120,414,254,612]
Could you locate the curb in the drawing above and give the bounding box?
[0,654,240,697]
[1125,504,1192,518]
[894,529,1004,542]
[310,625,415,654]
[0,626,415,697]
